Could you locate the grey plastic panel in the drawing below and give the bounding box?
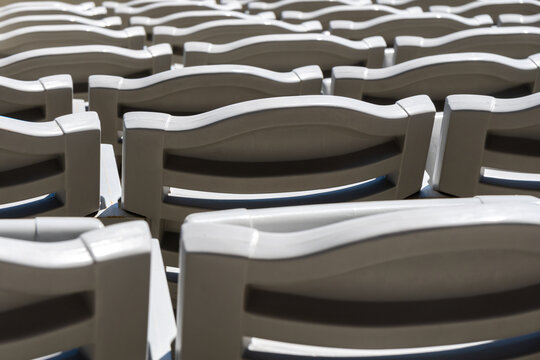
[183,34,386,70]
[431,92,540,197]
[248,0,372,16]
[114,0,242,25]
[281,4,421,29]
[88,65,323,154]
[0,112,100,217]
[0,43,172,85]
[0,24,145,57]
[0,2,107,20]
[121,95,435,259]
[179,196,540,359]
[329,13,493,45]
[329,53,540,108]
[152,19,323,54]
[0,74,72,121]
[376,0,473,10]
[499,12,540,27]
[0,219,159,360]
[130,10,275,34]
[430,0,540,18]
[0,14,121,32]
[394,26,540,63]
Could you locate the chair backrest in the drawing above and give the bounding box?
[183,34,386,71]
[0,218,152,360]
[394,26,540,64]
[178,196,540,359]
[430,0,540,18]
[0,25,145,57]
[89,65,322,154]
[375,0,474,10]
[329,13,493,45]
[0,44,171,86]
[0,14,121,32]
[498,12,540,26]
[247,0,371,16]
[0,74,72,122]
[121,94,435,243]
[0,2,107,20]
[114,0,242,24]
[281,4,422,29]
[0,112,100,217]
[130,10,275,34]
[430,92,540,197]
[152,19,322,54]
[105,0,181,8]
[329,53,540,110]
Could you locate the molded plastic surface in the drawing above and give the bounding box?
[430,0,540,18]
[121,95,435,259]
[248,0,372,16]
[178,196,540,359]
[498,12,540,26]
[0,74,72,121]
[0,44,172,84]
[0,25,146,57]
[394,26,540,63]
[0,219,175,360]
[329,52,540,106]
[89,65,323,154]
[329,13,493,45]
[0,112,100,217]
[430,92,540,197]
[130,10,275,33]
[282,4,421,28]
[183,34,386,70]
[152,19,323,53]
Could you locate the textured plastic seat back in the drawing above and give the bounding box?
[431,92,540,197]
[121,94,435,257]
[0,112,100,217]
[89,65,323,154]
[179,196,540,359]
[0,219,152,360]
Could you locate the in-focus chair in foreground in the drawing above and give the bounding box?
[0,218,176,360]
[121,94,435,263]
[179,195,540,359]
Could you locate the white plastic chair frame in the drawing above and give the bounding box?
[178,196,540,359]
[329,53,540,109]
[393,26,540,64]
[329,13,493,45]
[183,34,387,71]
[0,14,121,32]
[0,2,107,21]
[0,218,175,360]
[498,12,540,27]
[114,0,242,25]
[0,112,100,218]
[130,10,276,34]
[0,24,145,57]
[430,92,540,197]
[0,44,172,85]
[248,0,372,16]
[375,0,473,10]
[89,65,323,155]
[430,0,540,19]
[281,4,422,29]
[152,19,322,54]
[121,94,435,258]
[0,74,72,121]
